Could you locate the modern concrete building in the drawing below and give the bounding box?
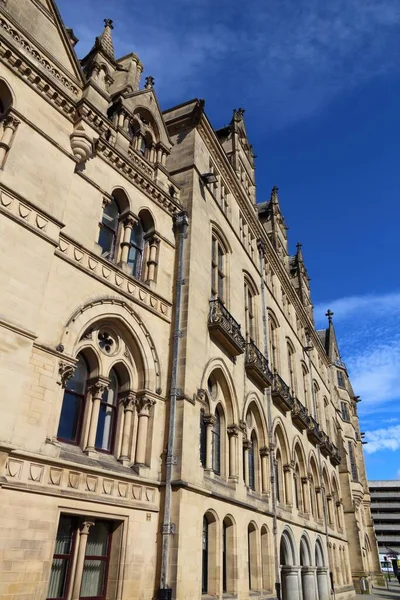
[0,1,382,599]
[369,481,400,562]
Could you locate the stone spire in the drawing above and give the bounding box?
[95,19,115,61]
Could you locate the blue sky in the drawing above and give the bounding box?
[57,0,400,480]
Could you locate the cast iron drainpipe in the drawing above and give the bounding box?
[258,240,281,600]
[158,211,189,600]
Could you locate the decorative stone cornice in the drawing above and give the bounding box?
[96,139,181,216]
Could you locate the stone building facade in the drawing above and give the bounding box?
[0,1,381,599]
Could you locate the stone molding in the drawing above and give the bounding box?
[0,186,63,246]
[0,14,80,97]
[4,452,159,510]
[55,235,171,321]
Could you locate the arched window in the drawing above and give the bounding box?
[248,432,256,491]
[248,523,259,591]
[0,80,13,116]
[309,474,316,517]
[98,198,120,260]
[200,409,206,467]
[128,219,144,278]
[287,341,296,393]
[302,364,310,411]
[212,409,221,475]
[222,517,235,594]
[211,234,226,301]
[261,526,270,591]
[275,450,282,503]
[268,313,279,371]
[95,368,118,452]
[294,464,301,510]
[202,516,209,594]
[57,355,88,443]
[244,280,256,342]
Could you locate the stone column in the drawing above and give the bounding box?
[145,235,160,282]
[301,566,317,600]
[336,500,343,529]
[71,520,94,600]
[118,392,136,464]
[260,447,269,494]
[316,566,330,600]
[0,114,20,167]
[227,425,239,480]
[85,379,109,455]
[283,464,293,506]
[120,214,137,264]
[243,439,251,487]
[135,396,155,465]
[281,566,301,600]
[301,476,310,514]
[204,415,216,471]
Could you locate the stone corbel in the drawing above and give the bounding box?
[58,359,77,388]
[70,124,95,163]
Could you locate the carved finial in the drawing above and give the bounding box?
[233,107,245,120]
[296,241,304,262]
[104,18,114,29]
[145,76,155,89]
[326,309,334,324]
[271,186,279,203]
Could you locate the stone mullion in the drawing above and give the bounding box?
[71,521,95,600]
[135,396,156,465]
[85,378,109,455]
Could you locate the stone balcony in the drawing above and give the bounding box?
[271,373,294,413]
[245,341,273,388]
[320,436,335,458]
[208,299,246,356]
[291,398,309,431]
[306,416,325,445]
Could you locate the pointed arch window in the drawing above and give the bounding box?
[200,409,206,467]
[202,516,209,594]
[248,433,256,491]
[211,235,226,301]
[212,409,221,475]
[244,281,256,342]
[128,220,144,278]
[57,355,88,443]
[294,464,301,510]
[275,450,282,503]
[98,198,120,260]
[287,341,296,393]
[95,369,118,453]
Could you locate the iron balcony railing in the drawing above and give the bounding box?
[208,298,246,356]
[307,415,325,445]
[245,340,273,388]
[291,397,309,430]
[271,372,294,412]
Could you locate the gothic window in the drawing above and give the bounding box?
[211,235,226,301]
[268,313,279,372]
[248,432,256,491]
[287,341,296,393]
[202,516,209,594]
[294,464,301,510]
[248,523,259,591]
[275,450,282,503]
[302,363,310,410]
[200,409,206,467]
[95,369,118,453]
[128,220,144,278]
[98,198,120,260]
[212,408,221,475]
[57,355,88,443]
[244,281,256,342]
[47,517,113,600]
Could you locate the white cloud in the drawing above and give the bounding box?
[314,291,400,323]
[364,425,400,454]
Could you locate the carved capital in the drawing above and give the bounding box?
[58,360,76,388]
[243,439,252,451]
[137,395,156,416]
[283,463,292,473]
[301,476,309,485]
[326,494,333,502]
[260,446,269,457]
[204,414,217,427]
[148,234,161,247]
[80,520,95,535]
[122,212,138,229]
[196,388,207,403]
[3,114,20,130]
[121,392,137,411]
[88,378,109,399]
[227,424,240,438]
[239,420,247,435]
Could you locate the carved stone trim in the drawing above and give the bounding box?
[227,425,240,438]
[58,360,76,388]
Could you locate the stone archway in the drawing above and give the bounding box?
[300,536,317,600]
[315,539,330,600]
[280,529,300,600]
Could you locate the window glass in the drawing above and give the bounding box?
[47,516,76,599]
[200,410,206,467]
[98,199,119,258]
[128,220,144,278]
[212,410,221,475]
[57,356,87,443]
[202,517,208,594]
[81,522,111,598]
